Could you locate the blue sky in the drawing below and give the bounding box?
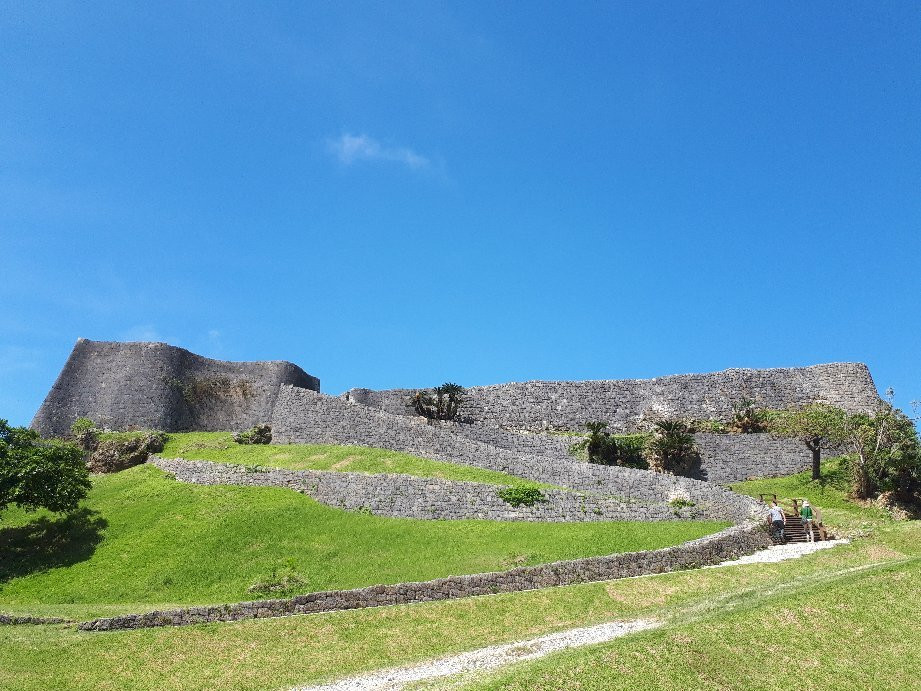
[2,1,919,427]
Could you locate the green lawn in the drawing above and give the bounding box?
[450,553,920,690]
[159,431,533,486]
[2,454,916,690]
[0,519,915,690]
[0,464,725,620]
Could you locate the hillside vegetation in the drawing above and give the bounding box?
[2,454,916,690]
[0,463,725,621]
[0,465,916,689]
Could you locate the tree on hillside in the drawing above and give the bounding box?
[768,403,847,480]
[0,420,90,516]
[838,393,920,501]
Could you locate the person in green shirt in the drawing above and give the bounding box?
[800,499,815,542]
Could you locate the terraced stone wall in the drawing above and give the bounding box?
[151,457,698,522]
[32,339,319,437]
[437,425,821,485]
[271,387,764,523]
[344,363,880,432]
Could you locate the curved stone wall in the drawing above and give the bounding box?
[31,339,319,437]
[344,362,881,432]
[407,423,823,486]
[271,386,765,522]
[151,457,702,522]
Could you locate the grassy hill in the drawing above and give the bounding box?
[0,460,724,621]
[2,455,916,690]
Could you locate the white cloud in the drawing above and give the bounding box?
[327,133,430,170]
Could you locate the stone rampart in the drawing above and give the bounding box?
[430,424,822,485]
[31,339,319,437]
[151,457,698,522]
[271,387,764,522]
[344,363,880,432]
[78,521,770,631]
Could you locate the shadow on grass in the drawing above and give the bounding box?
[0,508,107,582]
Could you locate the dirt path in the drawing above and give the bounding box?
[295,619,660,691]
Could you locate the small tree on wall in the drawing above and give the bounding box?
[409,383,466,421]
[768,403,846,480]
[646,420,698,475]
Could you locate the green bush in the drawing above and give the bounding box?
[497,485,547,507]
[613,434,651,469]
[646,420,698,475]
[728,398,768,433]
[234,424,272,445]
[70,417,95,436]
[569,423,649,469]
[0,419,90,514]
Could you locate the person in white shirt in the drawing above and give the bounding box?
[768,502,786,543]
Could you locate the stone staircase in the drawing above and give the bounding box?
[779,512,822,543]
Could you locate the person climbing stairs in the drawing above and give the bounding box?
[760,495,828,543]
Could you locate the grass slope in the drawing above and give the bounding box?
[0,521,916,690]
[452,556,920,690]
[160,432,534,486]
[0,464,725,620]
[4,455,915,690]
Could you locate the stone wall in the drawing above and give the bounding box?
[0,614,67,626]
[78,522,771,631]
[692,434,842,484]
[425,425,823,485]
[271,387,764,522]
[151,457,699,522]
[425,424,822,486]
[344,362,881,432]
[31,339,320,437]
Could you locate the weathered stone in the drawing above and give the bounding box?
[32,339,319,437]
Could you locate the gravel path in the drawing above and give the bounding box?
[295,619,660,691]
[708,538,849,567]
[293,538,849,691]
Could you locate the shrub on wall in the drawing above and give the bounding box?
[234,424,272,445]
[569,423,650,469]
[408,383,466,421]
[728,398,769,433]
[497,485,546,507]
[646,420,699,475]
